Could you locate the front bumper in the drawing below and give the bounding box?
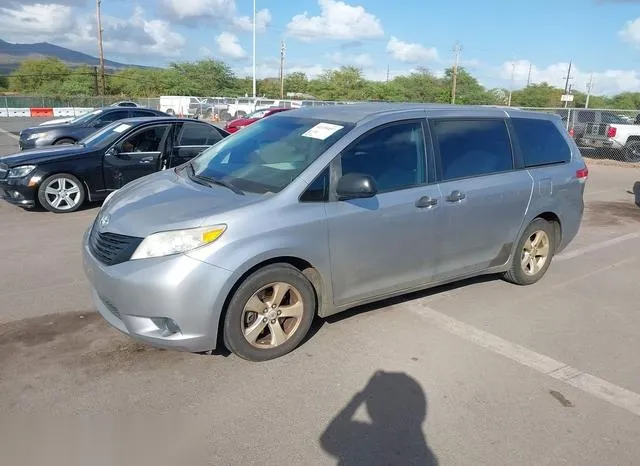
[82,227,234,352]
[0,177,37,207]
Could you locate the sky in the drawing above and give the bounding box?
[0,0,639,95]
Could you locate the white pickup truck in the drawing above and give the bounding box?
[579,115,640,162]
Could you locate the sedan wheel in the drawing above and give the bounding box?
[37,174,85,213]
[521,230,550,276]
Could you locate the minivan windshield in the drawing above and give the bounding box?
[190,115,353,194]
[79,121,133,148]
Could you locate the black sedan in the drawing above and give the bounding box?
[18,106,169,150]
[1,117,229,213]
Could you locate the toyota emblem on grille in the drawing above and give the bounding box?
[99,214,110,228]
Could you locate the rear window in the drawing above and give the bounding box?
[511,118,571,167]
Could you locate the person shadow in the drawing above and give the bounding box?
[320,371,438,466]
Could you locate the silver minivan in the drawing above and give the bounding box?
[83,103,587,361]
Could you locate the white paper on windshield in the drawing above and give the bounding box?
[113,123,131,133]
[301,122,344,140]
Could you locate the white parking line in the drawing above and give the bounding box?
[0,127,19,141]
[556,232,640,261]
[410,304,640,417]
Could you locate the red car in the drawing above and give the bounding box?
[224,107,291,133]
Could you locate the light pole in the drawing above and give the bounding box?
[252,0,256,99]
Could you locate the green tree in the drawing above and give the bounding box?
[284,72,309,95]
[445,67,494,105]
[10,57,70,93]
[511,83,563,108]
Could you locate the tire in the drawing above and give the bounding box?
[54,138,76,146]
[623,140,640,163]
[223,264,317,362]
[37,173,86,213]
[220,110,231,121]
[503,218,556,286]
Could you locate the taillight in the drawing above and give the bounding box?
[576,166,589,182]
[607,126,617,138]
[569,127,575,137]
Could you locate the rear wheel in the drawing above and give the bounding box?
[37,173,85,213]
[504,218,556,285]
[623,140,640,163]
[223,264,316,361]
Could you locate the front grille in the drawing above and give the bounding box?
[89,227,143,266]
[0,163,8,180]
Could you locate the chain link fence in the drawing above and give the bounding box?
[2,95,639,164]
[523,107,640,164]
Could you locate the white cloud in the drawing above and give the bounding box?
[199,46,213,56]
[162,0,271,32]
[0,4,75,42]
[234,9,272,33]
[63,6,186,58]
[216,32,247,60]
[386,36,438,63]
[619,17,640,46]
[286,0,384,41]
[328,52,374,67]
[498,59,640,95]
[240,63,326,80]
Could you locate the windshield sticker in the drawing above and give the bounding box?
[301,122,344,140]
[113,123,131,133]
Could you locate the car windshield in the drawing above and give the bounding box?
[79,121,133,148]
[70,109,103,125]
[190,115,353,194]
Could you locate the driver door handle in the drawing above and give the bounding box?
[139,157,154,164]
[415,196,438,208]
[446,190,466,202]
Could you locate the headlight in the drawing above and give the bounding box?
[8,165,36,178]
[131,224,227,260]
[27,132,47,140]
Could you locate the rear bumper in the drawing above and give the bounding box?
[82,227,234,352]
[0,178,37,207]
[578,137,621,150]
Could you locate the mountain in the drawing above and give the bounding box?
[0,39,146,74]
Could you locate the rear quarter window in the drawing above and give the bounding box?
[511,118,571,168]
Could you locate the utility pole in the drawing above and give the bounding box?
[96,0,106,95]
[279,40,286,99]
[585,73,594,109]
[451,42,462,104]
[562,60,573,108]
[93,66,99,96]
[252,0,256,99]
[386,64,390,84]
[526,63,532,87]
[507,59,515,106]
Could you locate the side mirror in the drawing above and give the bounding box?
[336,173,378,200]
[105,146,119,157]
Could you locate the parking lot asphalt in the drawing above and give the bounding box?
[2,122,640,465]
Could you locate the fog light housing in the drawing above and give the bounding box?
[151,317,182,336]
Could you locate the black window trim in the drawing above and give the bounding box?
[174,121,224,148]
[506,117,571,170]
[429,117,517,183]
[298,167,330,203]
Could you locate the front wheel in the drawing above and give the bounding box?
[503,218,556,286]
[223,264,317,361]
[37,173,85,213]
[623,141,640,163]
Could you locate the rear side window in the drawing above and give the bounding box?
[131,110,158,118]
[178,123,223,146]
[432,119,513,181]
[511,118,571,167]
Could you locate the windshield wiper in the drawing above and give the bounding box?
[188,162,244,195]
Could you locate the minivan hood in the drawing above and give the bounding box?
[100,168,267,237]
[2,144,89,166]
